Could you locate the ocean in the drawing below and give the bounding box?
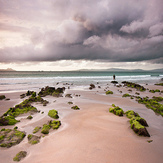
[0,71,162,92]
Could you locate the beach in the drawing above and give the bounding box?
[0,78,163,163]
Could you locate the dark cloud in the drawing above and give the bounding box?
[0,0,163,65]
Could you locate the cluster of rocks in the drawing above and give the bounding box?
[38,86,65,97]
[109,104,150,137]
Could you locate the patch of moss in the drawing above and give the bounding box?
[106,90,113,95]
[13,151,27,162]
[122,81,146,91]
[71,105,80,110]
[49,120,61,129]
[109,105,124,116]
[137,96,163,116]
[155,83,163,86]
[149,89,160,93]
[27,134,40,145]
[38,86,65,97]
[125,110,140,119]
[33,126,41,134]
[68,101,73,105]
[122,93,131,97]
[27,115,33,119]
[0,116,19,126]
[41,124,50,134]
[0,129,26,148]
[48,109,59,119]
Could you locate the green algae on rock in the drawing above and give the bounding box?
[13,151,27,162]
[0,128,26,148]
[122,81,146,91]
[125,110,140,119]
[109,105,124,116]
[28,134,40,145]
[38,86,65,97]
[106,90,113,95]
[71,105,80,110]
[33,126,41,134]
[48,109,59,119]
[49,120,61,129]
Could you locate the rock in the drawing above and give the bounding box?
[0,128,26,148]
[132,124,150,137]
[13,151,27,162]
[89,84,95,90]
[27,134,40,144]
[0,95,6,100]
[65,94,72,98]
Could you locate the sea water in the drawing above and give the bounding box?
[0,71,162,92]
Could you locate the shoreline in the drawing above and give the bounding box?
[0,82,163,163]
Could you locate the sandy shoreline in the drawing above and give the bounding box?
[0,83,163,163]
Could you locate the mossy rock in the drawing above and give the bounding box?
[137,96,163,116]
[109,106,124,116]
[27,115,33,119]
[0,129,26,148]
[38,86,65,97]
[0,116,19,126]
[65,94,72,98]
[49,120,61,129]
[48,109,59,119]
[68,101,73,105]
[125,110,140,119]
[130,119,150,137]
[106,90,113,95]
[122,81,146,91]
[41,124,50,134]
[13,151,27,162]
[130,117,148,127]
[0,95,6,100]
[33,126,41,134]
[71,105,80,110]
[27,134,40,145]
[122,93,131,97]
[155,83,163,86]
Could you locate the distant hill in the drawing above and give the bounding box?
[77,68,163,72]
[0,68,16,71]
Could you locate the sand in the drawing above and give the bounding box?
[0,83,163,163]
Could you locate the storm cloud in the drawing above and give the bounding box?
[0,0,163,64]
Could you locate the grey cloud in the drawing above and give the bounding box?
[0,0,163,65]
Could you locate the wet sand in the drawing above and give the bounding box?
[0,83,163,163]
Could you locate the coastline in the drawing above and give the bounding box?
[0,82,163,163]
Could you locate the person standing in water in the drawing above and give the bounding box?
[113,74,115,80]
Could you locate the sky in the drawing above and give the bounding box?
[0,0,163,71]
